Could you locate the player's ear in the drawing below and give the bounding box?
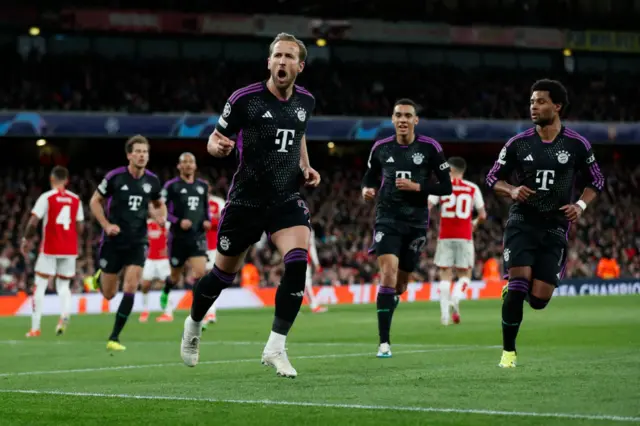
[414,116,419,126]
[267,57,271,70]
[298,61,305,73]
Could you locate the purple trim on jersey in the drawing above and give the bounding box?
[294,84,315,99]
[167,231,173,257]
[229,83,264,104]
[564,129,605,190]
[417,135,443,152]
[163,177,180,189]
[217,130,244,234]
[380,176,385,189]
[196,178,208,185]
[99,197,114,246]
[144,169,158,178]
[167,201,178,224]
[105,166,127,181]
[564,128,592,150]
[485,128,536,187]
[371,136,395,153]
[368,228,377,254]
[236,129,244,154]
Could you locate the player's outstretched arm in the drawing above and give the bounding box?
[207,130,235,158]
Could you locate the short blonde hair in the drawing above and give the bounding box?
[269,32,307,62]
[125,134,150,154]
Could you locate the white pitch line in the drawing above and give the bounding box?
[0,389,638,423]
[0,346,498,378]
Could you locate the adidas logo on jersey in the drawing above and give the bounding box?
[386,157,394,163]
[121,185,129,190]
[180,188,187,194]
[262,111,273,118]
[524,154,534,161]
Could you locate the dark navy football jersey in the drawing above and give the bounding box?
[486,126,605,229]
[97,167,162,246]
[362,134,451,227]
[162,177,210,239]
[214,81,316,207]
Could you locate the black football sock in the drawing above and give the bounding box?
[109,292,134,342]
[389,294,401,323]
[190,265,235,322]
[272,249,308,336]
[163,277,175,295]
[377,286,396,344]
[502,278,529,352]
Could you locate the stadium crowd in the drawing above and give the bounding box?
[12,0,640,31]
[2,52,640,121]
[0,156,638,295]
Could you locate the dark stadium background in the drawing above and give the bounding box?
[0,0,638,295]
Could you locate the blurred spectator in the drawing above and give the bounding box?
[1,53,639,121]
[0,157,638,295]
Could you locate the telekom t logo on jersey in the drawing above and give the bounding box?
[129,195,143,211]
[395,171,412,179]
[187,196,199,211]
[275,129,295,152]
[536,169,555,191]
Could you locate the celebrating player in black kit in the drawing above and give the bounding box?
[362,99,453,358]
[88,135,166,351]
[180,33,321,378]
[486,80,605,368]
[158,152,211,321]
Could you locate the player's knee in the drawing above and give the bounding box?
[202,265,237,294]
[191,264,206,280]
[102,288,117,300]
[507,277,530,293]
[528,295,550,310]
[281,248,308,293]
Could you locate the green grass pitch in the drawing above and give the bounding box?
[0,297,638,425]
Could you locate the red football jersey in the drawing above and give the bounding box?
[428,178,485,241]
[207,195,225,250]
[147,219,169,260]
[31,188,83,256]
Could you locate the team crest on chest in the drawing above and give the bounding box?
[295,108,306,122]
[196,186,205,195]
[556,150,570,164]
[142,183,152,193]
[412,152,424,165]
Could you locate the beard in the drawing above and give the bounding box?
[533,115,554,127]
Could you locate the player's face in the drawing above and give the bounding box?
[268,41,304,90]
[530,91,560,126]
[178,154,197,176]
[391,105,418,136]
[127,143,149,169]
